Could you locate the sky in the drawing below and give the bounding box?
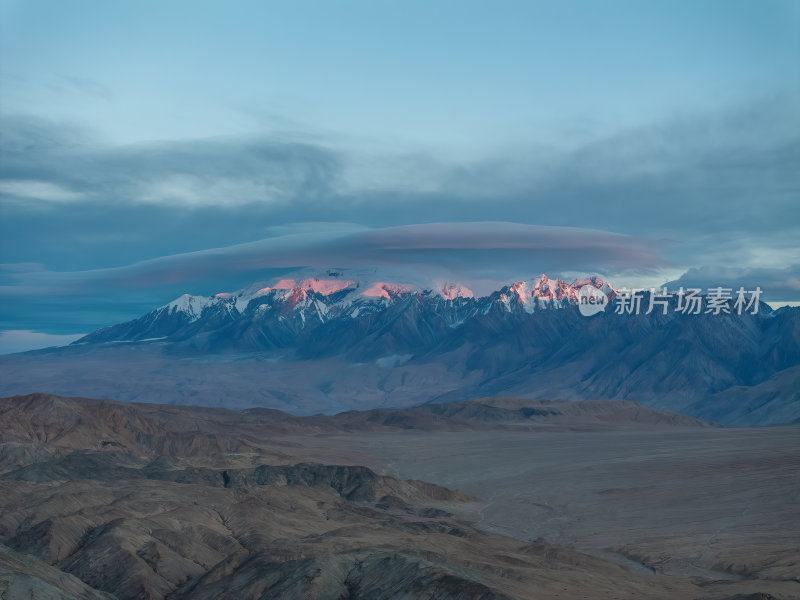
[1,0,799,352]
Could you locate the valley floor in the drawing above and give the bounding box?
[319,427,800,598]
[1,394,798,599]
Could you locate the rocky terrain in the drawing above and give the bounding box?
[1,393,798,599]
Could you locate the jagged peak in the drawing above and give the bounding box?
[437,281,475,300]
[160,272,614,322]
[163,293,216,322]
[251,277,356,299]
[361,281,418,299]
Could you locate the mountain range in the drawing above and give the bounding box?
[1,270,798,425]
[75,271,617,350]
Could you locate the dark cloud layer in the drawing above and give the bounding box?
[2,95,798,268]
[0,222,661,293]
[0,114,341,205]
[1,94,799,334]
[0,221,666,333]
[665,265,800,302]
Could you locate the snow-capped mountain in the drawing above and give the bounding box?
[3,268,797,426]
[75,271,617,347]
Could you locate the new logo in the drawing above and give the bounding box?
[578,285,608,317]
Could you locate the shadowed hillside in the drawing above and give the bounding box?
[0,393,735,600]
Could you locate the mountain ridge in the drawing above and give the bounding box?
[0,393,711,469]
[2,272,798,425]
[74,272,616,346]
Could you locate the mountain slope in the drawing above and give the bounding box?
[0,394,713,600]
[1,272,798,424]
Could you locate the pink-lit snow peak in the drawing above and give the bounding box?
[299,278,355,295]
[173,272,616,320]
[255,278,355,297]
[361,282,417,298]
[438,282,475,300]
[504,275,615,303]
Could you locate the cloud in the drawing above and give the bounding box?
[0,180,85,203]
[1,222,664,298]
[1,93,798,331]
[0,114,342,208]
[664,264,800,302]
[0,221,670,332]
[3,95,799,279]
[0,330,85,355]
[3,92,798,227]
